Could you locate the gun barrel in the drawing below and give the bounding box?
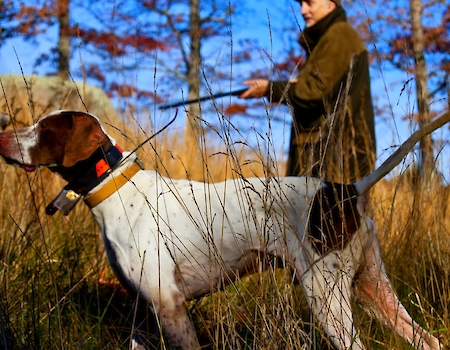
[159,88,248,110]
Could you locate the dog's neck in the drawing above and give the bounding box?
[46,143,124,215]
[83,153,144,209]
[50,144,123,186]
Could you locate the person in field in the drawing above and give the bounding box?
[240,0,375,183]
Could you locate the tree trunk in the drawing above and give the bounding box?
[180,0,204,176]
[410,0,434,182]
[57,0,70,79]
[446,70,450,110]
[185,0,202,144]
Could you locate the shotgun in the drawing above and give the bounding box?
[159,88,248,110]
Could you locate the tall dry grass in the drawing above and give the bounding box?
[0,95,448,349]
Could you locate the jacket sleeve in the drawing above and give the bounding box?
[266,80,290,103]
[266,23,365,127]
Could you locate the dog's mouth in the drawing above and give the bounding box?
[3,157,37,172]
[21,164,37,172]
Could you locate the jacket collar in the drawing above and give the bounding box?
[299,6,347,53]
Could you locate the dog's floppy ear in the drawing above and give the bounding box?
[62,112,112,168]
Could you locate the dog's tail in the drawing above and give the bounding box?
[354,111,450,195]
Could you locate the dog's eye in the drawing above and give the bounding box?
[39,121,51,130]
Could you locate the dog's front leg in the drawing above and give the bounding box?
[130,289,199,350]
[130,293,198,350]
[129,300,154,350]
[158,289,199,350]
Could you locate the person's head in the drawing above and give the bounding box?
[296,0,338,27]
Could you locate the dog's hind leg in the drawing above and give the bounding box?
[353,240,441,350]
[298,253,365,350]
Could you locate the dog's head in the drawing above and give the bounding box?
[0,110,114,175]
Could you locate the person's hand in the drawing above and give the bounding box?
[239,79,269,98]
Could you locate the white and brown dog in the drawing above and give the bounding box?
[0,110,447,349]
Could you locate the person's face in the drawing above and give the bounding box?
[300,0,336,27]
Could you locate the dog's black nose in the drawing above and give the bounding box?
[0,114,11,131]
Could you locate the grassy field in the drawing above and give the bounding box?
[0,109,448,350]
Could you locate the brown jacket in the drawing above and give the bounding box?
[268,7,375,182]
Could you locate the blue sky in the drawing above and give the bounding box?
[1,0,448,179]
